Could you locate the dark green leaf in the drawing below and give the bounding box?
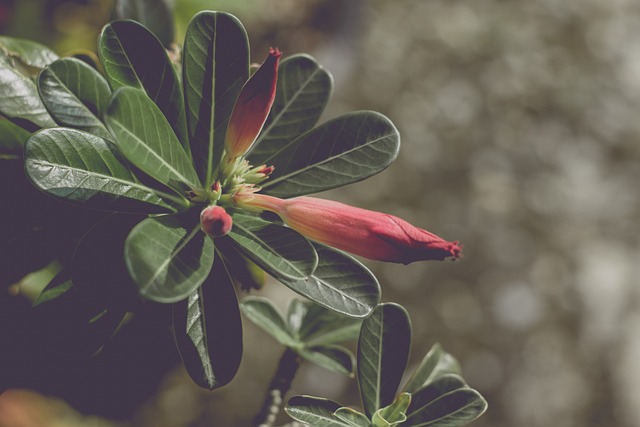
[285,396,348,427]
[25,128,183,213]
[105,86,200,193]
[402,389,487,427]
[248,54,333,164]
[239,296,297,347]
[124,215,214,303]
[0,37,57,128]
[298,345,355,377]
[261,111,400,197]
[280,244,380,319]
[0,117,31,158]
[182,11,249,184]
[38,58,112,139]
[227,213,318,280]
[32,278,73,307]
[403,344,462,394]
[333,407,371,427]
[358,303,412,418]
[99,20,188,150]
[173,255,243,389]
[113,0,175,47]
[407,375,467,416]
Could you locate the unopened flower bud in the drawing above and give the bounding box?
[200,205,233,238]
[225,47,281,160]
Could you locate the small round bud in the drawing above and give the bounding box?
[200,206,233,238]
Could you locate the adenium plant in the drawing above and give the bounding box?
[0,1,486,426]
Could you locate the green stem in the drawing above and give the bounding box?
[252,347,301,427]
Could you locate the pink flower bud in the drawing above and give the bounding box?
[225,47,281,160]
[200,205,233,238]
[244,194,462,264]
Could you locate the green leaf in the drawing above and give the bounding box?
[112,0,175,47]
[227,213,318,280]
[173,254,243,389]
[407,375,467,416]
[124,215,215,303]
[280,244,380,319]
[32,277,73,307]
[25,128,182,213]
[0,37,57,128]
[373,393,411,427]
[296,301,362,346]
[285,396,349,427]
[261,111,400,197]
[38,58,112,139]
[333,407,371,427]
[248,54,333,164]
[0,117,31,158]
[182,11,249,185]
[0,36,59,69]
[358,303,412,418]
[239,296,298,347]
[99,20,188,150]
[298,345,355,377]
[403,344,462,394]
[105,86,200,193]
[287,298,311,339]
[402,389,487,427]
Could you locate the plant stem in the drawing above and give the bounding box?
[253,347,301,427]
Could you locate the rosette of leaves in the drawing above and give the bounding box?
[9,9,397,388]
[241,296,364,376]
[285,303,488,427]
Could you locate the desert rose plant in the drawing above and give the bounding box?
[0,1,486,425]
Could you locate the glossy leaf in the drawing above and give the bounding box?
[239,296,297,347]
[124,215,214,303]
[0,36,59,68]
[0,37,57,128]
[0,117,30,158]
[248,54,333,164]
[358,303,412,418]
[227,213,317,280]
[25,128,182,213]
[38,57,112,139]
[280,244,380,319]
[402,389,487,427]
[333,408,371,427]
[25,128,183,213]
[261,111,400,197]
[287,298,312,339]
[173,255,243,389]
[99,20,188,149]
[285,396,348,427]
[404,344,462,394]
[297,302,362,346]
[113,0,175,47]
[407,375,467,416]
[105,86,200,193]
[298,345,355,377]
[182,11,249,184]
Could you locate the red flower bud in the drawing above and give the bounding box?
[200,205,233,238]
[245,194,462,264]
[225,47,281,160]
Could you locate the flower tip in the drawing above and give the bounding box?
[449,240,463,260]
[269,46,282,58]
[200,206,233,238]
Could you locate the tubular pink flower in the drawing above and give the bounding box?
[224,47,281,160]
[244,194,462,264]
[200,205,233,238]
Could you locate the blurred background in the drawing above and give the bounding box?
[1,0,640,426]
